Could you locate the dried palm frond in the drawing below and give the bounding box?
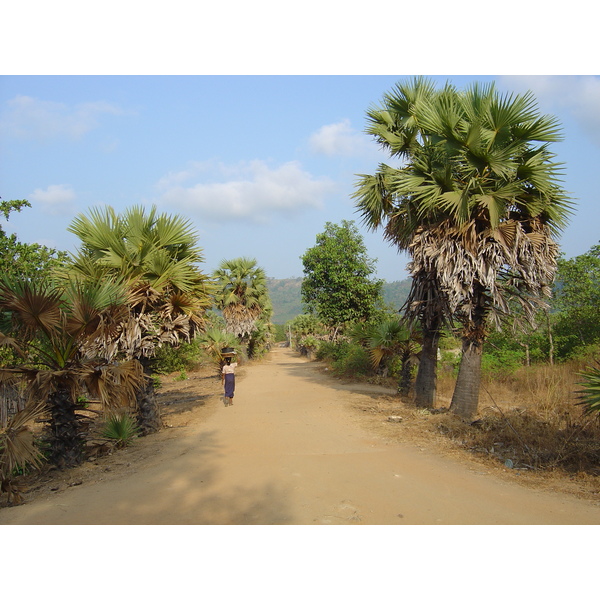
[0,402,48,479]
[407,215,559,331]
[78,359,143,412]
[223,303,262,338]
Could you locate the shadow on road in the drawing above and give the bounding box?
[277,356,396,398]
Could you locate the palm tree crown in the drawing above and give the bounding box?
[214,257,272,340]
[66,205,214,360]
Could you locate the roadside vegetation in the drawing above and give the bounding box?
[0,200,274,504]
[2,77,600,506]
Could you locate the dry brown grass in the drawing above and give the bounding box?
[417,360,600,476]
[436,359,597,470]
[348,358,600,502]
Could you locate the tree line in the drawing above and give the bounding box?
[0,201,274,499]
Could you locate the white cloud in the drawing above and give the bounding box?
[156,160,335,223]
[309,119,373,156]
[30,184,76,215]
[0,95,125,140]
[500,75,600,145]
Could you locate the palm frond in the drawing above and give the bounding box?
[0,402,48,477]
[577,361,600,416]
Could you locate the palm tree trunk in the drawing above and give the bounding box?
[136,359,162,436]
[414,323,440,408]
[398,352,413,397]
[450,336,483,419]
[45,388,85,468]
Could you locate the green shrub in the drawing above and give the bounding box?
[101,412,140,448]
[332,344,371,378]
[316,340,348,362]
[482,348,525,376]
[151,339,203,374]
[577,360,600,415]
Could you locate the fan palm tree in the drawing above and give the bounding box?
[355,78,572,418]
[65,205,214,434]
[351,318,419,395]
[214,257,272,345]
[354,77,452,408]
[0,277,142,468]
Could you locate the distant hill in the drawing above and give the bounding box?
[266,277,411,324]
[266,277,304,324]
[382,279,412,312]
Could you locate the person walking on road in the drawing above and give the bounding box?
[222,356,237,406]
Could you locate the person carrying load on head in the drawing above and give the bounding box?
[221,355,237,406]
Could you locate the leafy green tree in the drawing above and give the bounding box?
[354,78,572,418]
[301,220,383,339]
[65,205,213,435]
[0,199,67,285]
[552,244,600,359]
[353,78,452,409]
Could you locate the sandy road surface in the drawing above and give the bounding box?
[2,346,600,525]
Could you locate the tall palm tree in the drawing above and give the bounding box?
[354,77,451,409]
[214,257,272,347]
[355,78,572,418]
[0,277,142,468]
[65,205,214,434]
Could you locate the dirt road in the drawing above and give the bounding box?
[2,346,600,525]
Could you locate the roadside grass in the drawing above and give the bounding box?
[447,361,600,475]
[329,352,600,491]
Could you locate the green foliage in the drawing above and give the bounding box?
[552,245,600,360]
[301,221,384,332]
[101,411,140,448]
[0,199,31,220]
[0,199,68,283]
[151,339,203,374]
[286,313,325,350]
[481,348,525,376]
[214,257,273,344]
[334,343,372,378]
[266,277,412,325]
[577,361,600,416]
[315,340,348,362]
[314,339,372,378]
[149,374,162,389]
[247,320,275,359]
[273,324,287,343]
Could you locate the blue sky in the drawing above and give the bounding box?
[1,74,599,282]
